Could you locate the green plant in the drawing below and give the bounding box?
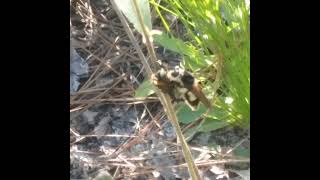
[150,0,250,128]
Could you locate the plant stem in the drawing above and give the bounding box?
[110,0,201,179]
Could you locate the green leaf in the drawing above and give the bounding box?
[153,32,194,57]
[207,106,229,120]
[153,32,207,70]
[134,79,155,97]
[183,125,200,141]
[198,118,228,132]
[183,118,207,141]
[114,0,152,34]
[234,146,250,158]
[183,56,206,71]
[177,103,207,124]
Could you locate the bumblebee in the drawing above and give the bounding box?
[151,64,212,111]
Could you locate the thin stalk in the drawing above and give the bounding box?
[110,0,201,179]
[131,0,201,179]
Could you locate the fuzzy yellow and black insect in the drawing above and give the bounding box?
[151,64,212,111]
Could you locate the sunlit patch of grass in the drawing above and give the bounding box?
[152,0,250,127]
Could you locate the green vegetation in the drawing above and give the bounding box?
[150,0,250,128]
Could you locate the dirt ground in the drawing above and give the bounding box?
[70,0,250,179]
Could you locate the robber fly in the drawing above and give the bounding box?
[151,61,212,111]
